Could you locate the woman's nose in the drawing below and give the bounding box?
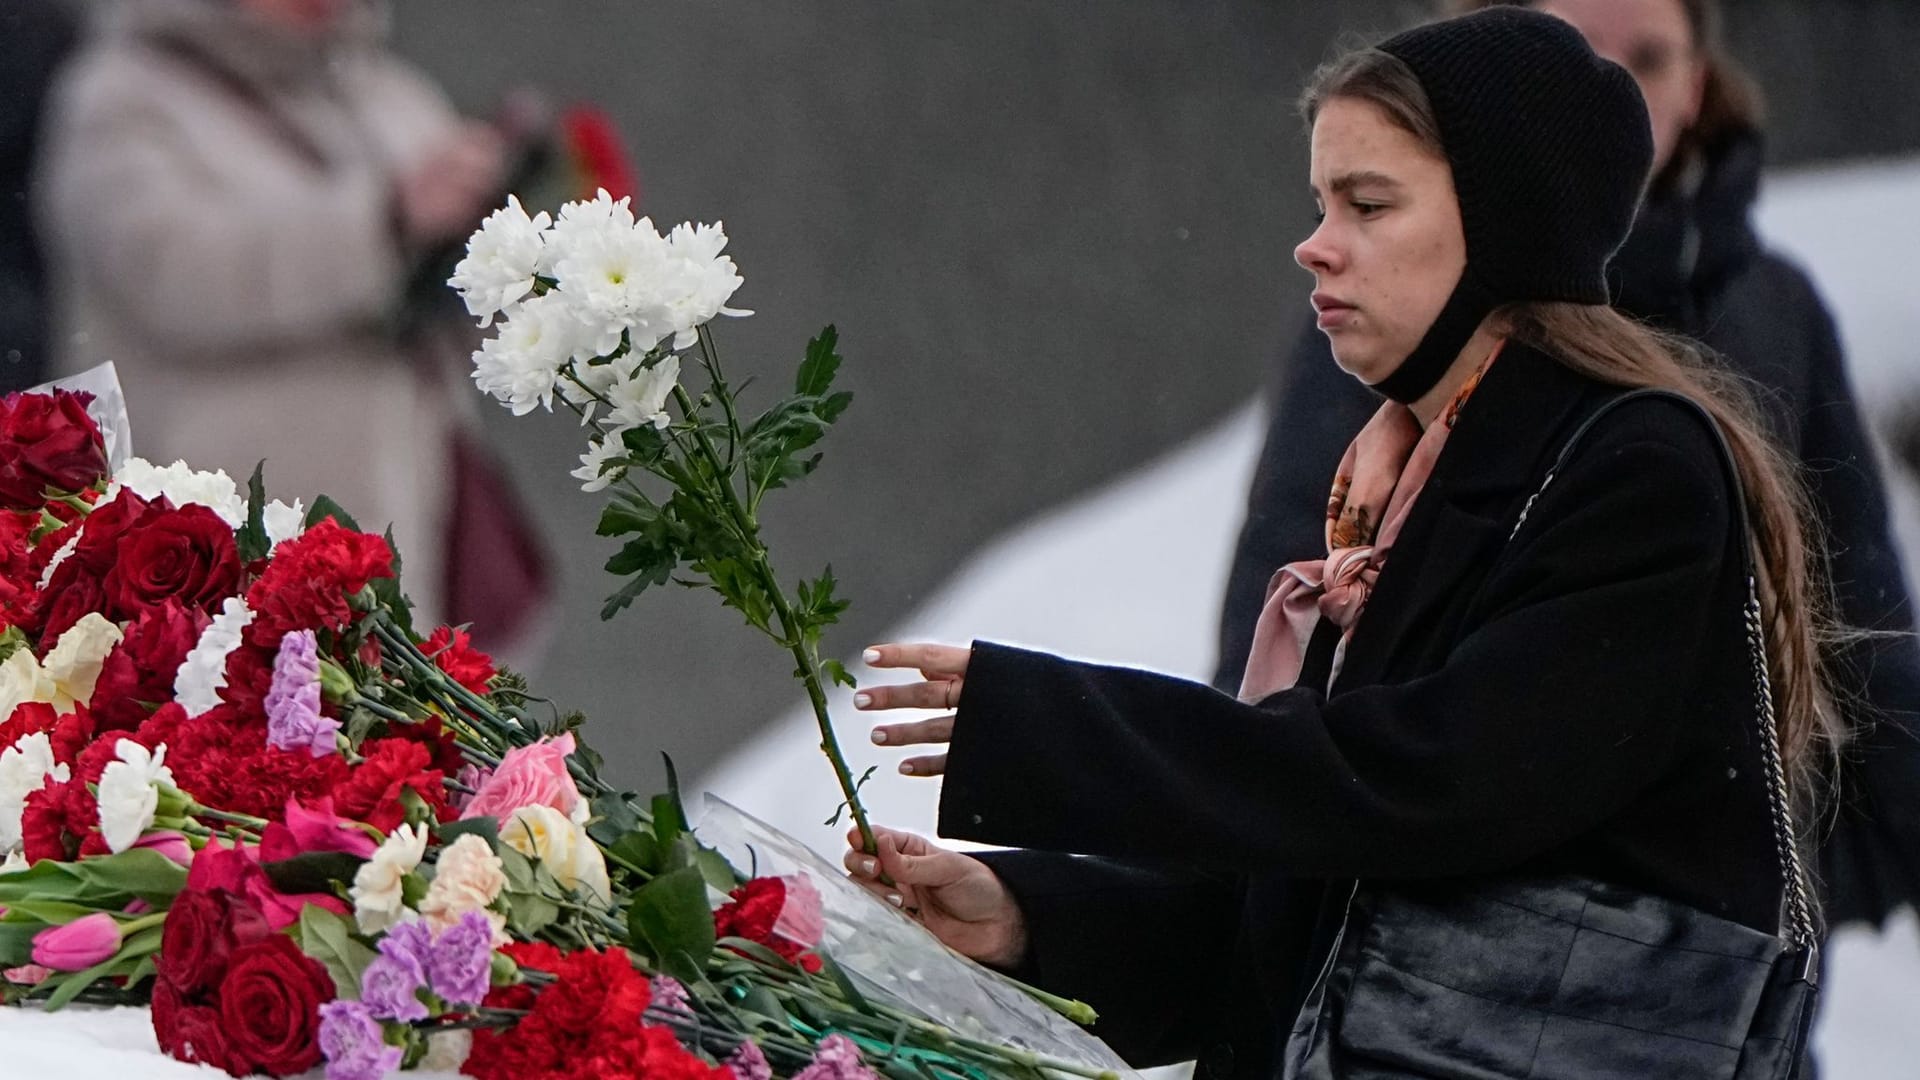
[1295,220,1342,275]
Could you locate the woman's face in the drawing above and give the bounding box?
[1294,97,1466,386]
[1534,0,1707,176]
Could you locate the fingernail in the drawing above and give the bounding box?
[863,648,882,664]
[898,761,914,775]
[862,858,877,876]
[870,729,887,745]
[886,893,904,908]
[853,692,872,708]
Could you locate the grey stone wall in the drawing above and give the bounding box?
[388,1,1920,791]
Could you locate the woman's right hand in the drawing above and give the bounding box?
[844,825,1028,970]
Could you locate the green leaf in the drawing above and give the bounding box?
[262,851,365,897]
[586,792,644,848]
[370,525,415,637]
[435,816,501,850]
[496,845,538,893]
[42,952,138,1012]
[0,899,115,924]
[693,844,743,892]
[655,754,689,843]
[823,659,858,690]
[606,830,662,876]
[0,850,189,908]
[816,949,872,1013]
[600,574,652,621]
[304,494,361,532]
[296,904,378,1001]
[505,891,559,937]
[796,326,842,397]
[235,461,271,563]
[736,984,794,1028]
[627,866,715,984]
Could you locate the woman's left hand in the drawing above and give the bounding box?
[855,642,970,777]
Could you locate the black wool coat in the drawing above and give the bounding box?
[939,348,1782,1079]
[1213,133,1920,929]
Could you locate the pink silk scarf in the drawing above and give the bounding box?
[1238,342,1503,702]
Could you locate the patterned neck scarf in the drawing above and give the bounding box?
[1238,341,1503,702]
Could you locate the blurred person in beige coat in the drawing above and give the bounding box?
[35,0,508,625]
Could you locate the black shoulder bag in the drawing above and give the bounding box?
[1282,389,1821,1080]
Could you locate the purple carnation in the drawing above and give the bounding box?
[727,1038,773,1080]
[793,1034,881,1080]
[360,951,428,1023]
[265,629,338,757]
[651,974,691,1015]
[426,910,495,1007]
[318,1000,404,1080]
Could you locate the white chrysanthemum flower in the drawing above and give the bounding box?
[352,822,429,934]
[42,613,124,713]
[97,740,174,854]
[470,293,589,415]
[552,214,678,357]
[571,435,627,494]
[662,221,753,348]
[0,732,70,853]
[263,498,306,551]
[603,355,681,434]
[0,648,55,725]
[449,195,552,326]
[173,597,252,717]
[108,458,246,527]
[540,188,636,275]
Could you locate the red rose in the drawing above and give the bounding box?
[152,977,237,1073]
[157,885,271,998]
[35,490,154,639]
[104,504,242,621]
[216,934,333,1076]
[90,602,209,731]
[425,625,497,694]
[34,568,105,644]
[331,737,448,831]
[244,519,393,646]
[28,517,79,579]
[0,391,109,510]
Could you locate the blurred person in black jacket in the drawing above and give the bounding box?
[0,0,82,392]
[1215,0,1920,932]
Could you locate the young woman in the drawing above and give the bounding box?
[844,8,1840,1078]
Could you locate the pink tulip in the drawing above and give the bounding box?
[461,734,584,823]
[260,796,378,861]
[31,913,121,972]
[3,964,52,986]
[133,831,195,867]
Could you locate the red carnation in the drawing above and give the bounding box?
[0,700,60,758]
[154,705,350,824]
[217,934,334,1076]
[714,877,823,973]
[244,518,392,646]
[0,390,109,510]
[20,785,71,863]
[425,625,497,694]
[330,737,448,831]
[103,503,242,621]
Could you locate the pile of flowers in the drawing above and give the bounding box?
[0,189,1110,1080]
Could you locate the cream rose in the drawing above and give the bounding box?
[42,613,124,713]
[501,804,611,906]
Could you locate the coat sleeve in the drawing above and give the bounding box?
[1212,319,1379,692]
[1789,293,1920,925]
[35,54,436,356]
[973,850,1249,1067]
[941,400,1735,878]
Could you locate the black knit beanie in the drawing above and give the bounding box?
[1365,7,1654,403]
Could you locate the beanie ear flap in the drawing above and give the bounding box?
[1370,269,1499,404]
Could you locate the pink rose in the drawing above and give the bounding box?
[32,912,121,971]
[460,734,585,824]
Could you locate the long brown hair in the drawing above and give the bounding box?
[1301,48,1844,822]
[1447,0,1763,175]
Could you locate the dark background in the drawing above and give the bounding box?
[388,1,1920,793]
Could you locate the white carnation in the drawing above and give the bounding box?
[352,822,429,934]
[263,498,306,551]
[42,612,124,713]
[571,435,627,494]
[603,355,680,434]
[471,293,588,416]
[450,195,552,326]
[0,732,70,854]
[173,596,253,717]
[96,740,174,854]
[108,457,245,527]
